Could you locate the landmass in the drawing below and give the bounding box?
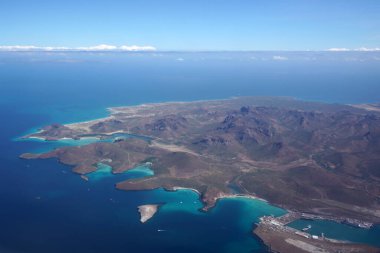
[351,103,380,113]
[19,96,380,251]
[138,204,160,223]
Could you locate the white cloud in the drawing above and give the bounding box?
[43,46,70,51]
[0,45,44,51]
[327,48,350,52]
[76,44,117,51]
[272,55,288,61]
[119,45,156,51]
[355,47,380,52]
[0,44,156,52]
[327,47,380,52]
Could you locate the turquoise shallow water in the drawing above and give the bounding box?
[14,132,147,154]
[76,157,287,233]
[23,133,380,250]
[287,219,380,247]
[17,136,108,153]
[15,97,380,251]
[15,135,286,253]
[23,121,380,251]
[87,163,155,182]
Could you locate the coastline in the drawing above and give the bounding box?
[169,186,377,230]
[22,96,290,139]
[21,96,374,141]
[22,96,375,144]
[17,96,380,251]
[215,193,268,204]
[168,186,269,211]
[171,186,201,195]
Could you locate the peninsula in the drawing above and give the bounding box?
[20,96,380,251]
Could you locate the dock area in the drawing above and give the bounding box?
[253,214,379,253]
[267,211,373,229]
[258,215,324,240]
[275,211,301,225]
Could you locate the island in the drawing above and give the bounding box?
[138,204,160,223]
[20,96,380,252]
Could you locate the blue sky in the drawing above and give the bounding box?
[0,0,380,51]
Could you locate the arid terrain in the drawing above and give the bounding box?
[21,97,380,224]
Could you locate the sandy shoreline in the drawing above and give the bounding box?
[171,186,201,195]
[216,193,268,203]
[25,130,127,141]
[64,115,115,127]
[54,97,242,130]
[108,97,238,113]
[23,96,299,140]
[170,186,268,207]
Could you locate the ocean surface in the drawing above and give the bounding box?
[0,51,380,253]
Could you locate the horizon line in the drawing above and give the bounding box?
[0,44,380,53]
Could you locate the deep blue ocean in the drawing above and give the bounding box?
[0,51,380,253]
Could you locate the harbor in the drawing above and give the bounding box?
[253,213,379,253]
[271,211,373,229]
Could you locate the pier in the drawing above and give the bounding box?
[260,211,373,230]
[275,211,301,225]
